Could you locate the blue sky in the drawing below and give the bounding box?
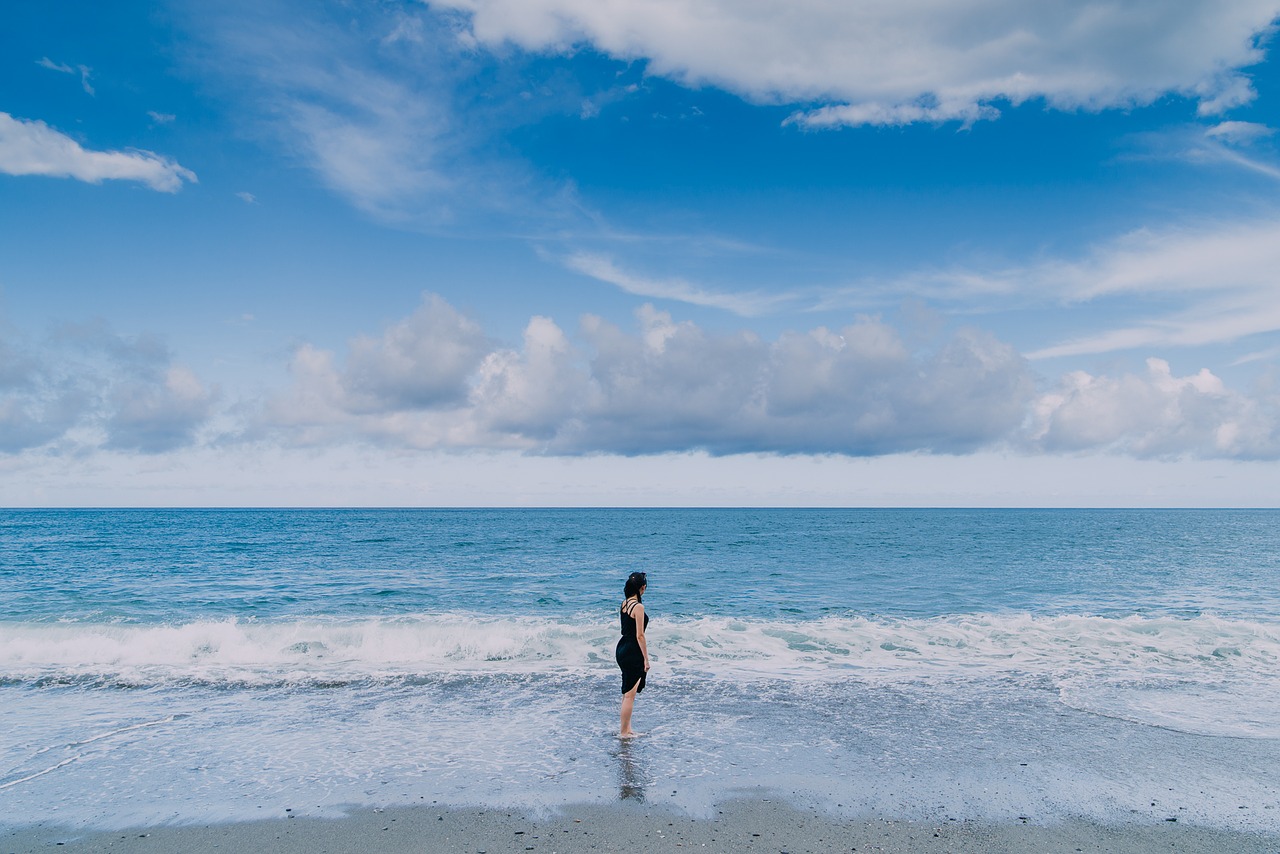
[2,0,1280,506]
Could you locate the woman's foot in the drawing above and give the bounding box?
[619,729,642,738]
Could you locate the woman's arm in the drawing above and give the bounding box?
[634,603,649,671]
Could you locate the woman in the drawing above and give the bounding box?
[616,571,650,738]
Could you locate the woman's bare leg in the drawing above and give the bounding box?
[619,684,641,737]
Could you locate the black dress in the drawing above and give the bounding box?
[616,599,650,695]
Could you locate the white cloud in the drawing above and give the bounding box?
[260,295,1036,456]
[1206,120,1275,144]
[1029,358,1280,459]
[1020,220,1280,358]
[259,295,493,446]
[36,57,94,95]
[472,316,585,439]
[282,97,452,217]
[182,2,567,225]
[235,191,257,204]
[565,252,791,315]
[36,57,73,74]
[0,333,89,453]
[253,294,1280,459]
[1160,120,1280,180]
[575,308,1034,455]
[0,323,216,454]
[105,366,217,453]
[1209,145,1280,181]
[56,322,218,453]
[568,305,771,453]
[1128,121,1280,180]
[13,293,1275,463]
[343,295,491,411]
[259,343,350,440]
[429,0,1279,126]
[148,111,177,125]
[1233,346,1280,366]
[859,218,1280,360]
[1195,74,1258,116]
[0,112,196,192]
[791,101,1000,130]
[1052,221,1280,301]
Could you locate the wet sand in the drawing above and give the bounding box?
[5,799,1276,854]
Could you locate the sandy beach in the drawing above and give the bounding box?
[6,799,1277,854]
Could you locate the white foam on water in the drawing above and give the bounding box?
[0,615,614,685]
[2,613,1277,737]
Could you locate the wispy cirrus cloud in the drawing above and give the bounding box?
[1177,120,1280,180]
[429,0,1279,127]
[1020,220,1280,358]
[181,0,582,228]
[564,252,794,316]
[1119,118,1280,182]
[1232,346,1280,366]
[569,206,1280,358]
[36,57,94,95]
[178,2,467,220]
[808,217,1280,360]
[1207,143,1280,180]
[0,112,196,192]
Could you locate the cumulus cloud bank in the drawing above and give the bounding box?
[262,298,1036,454]
[261,295,492,444]
[0,322,216,454]
[0,333,87,454]
[0,112,196,192]
[429,0,1279,126]
[257,294,1280,460]
[1030,358,1280,459]
[8,297,1275,460]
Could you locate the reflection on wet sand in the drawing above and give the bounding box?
[615,738,647,801]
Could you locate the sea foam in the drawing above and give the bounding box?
[2,612,1276,737]
[3,612,1274,680]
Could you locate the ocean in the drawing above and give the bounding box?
[1,508,1278,832]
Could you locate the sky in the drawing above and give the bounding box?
[2,0,1280,507]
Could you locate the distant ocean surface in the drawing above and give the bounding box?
[2,509,1278,832]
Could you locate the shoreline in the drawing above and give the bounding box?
[6,799,1277,854]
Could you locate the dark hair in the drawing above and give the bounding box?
[624,571,647,601]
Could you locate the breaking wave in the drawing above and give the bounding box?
[3,613,1277,734]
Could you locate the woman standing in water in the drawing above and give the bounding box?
[616,571,650,738]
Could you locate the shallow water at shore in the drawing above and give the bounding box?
[3,509,1279,834]
[3,673,1278,833]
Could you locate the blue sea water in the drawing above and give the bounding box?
[1,509,1278,832]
